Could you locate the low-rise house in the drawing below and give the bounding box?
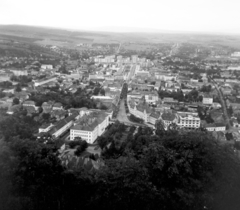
[14,91,29,102]
[41,64,53,70]
[39,123,54,133]
[48,112,79,138]
[161,112,178,129]
[52,102,63,110]
[148,111,161,125]
[205,123,226,132]
[51,109,67,121]
[162,97,178,105]
[211,102,221,109]
[42,101,54,113]
[22,100,37,110]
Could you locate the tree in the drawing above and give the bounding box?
[42,113,50,121]
[98,136,108,149]
[93,87,101,95]
[155,119,166,136]
[74,140,88,156]
[15,85,22,92]
[12,98,19,105]
[100,89,105,96]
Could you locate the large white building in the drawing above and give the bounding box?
[70,111,110,143]
[203,97,213,105]
[177,112,201,129]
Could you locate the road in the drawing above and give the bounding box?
[116,100,131,123]
[116,43,122,54]
[208,76,232,129]
[116,100,145,126]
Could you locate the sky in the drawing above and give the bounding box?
[0,0,240,34]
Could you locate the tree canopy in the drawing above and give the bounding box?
[0,119,240,210]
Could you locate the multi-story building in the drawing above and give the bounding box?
[177,112,201,129]
[145,92,159,104]
[202,96,213,105]
[70,111,109,143]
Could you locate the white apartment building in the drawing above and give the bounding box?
[177,113,201,129]
[10,69,28,76]
[145,93,159,104]
[70,112,109,143]
[41,65,53,70]
[202,97,213,105]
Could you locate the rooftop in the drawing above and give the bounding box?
[71,111,108,132]
[161,112,176,121]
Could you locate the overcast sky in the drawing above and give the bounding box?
[1,0,240,33]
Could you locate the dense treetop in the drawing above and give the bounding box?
[0,116,240,210]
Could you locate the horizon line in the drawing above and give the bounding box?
[1,23,240,36]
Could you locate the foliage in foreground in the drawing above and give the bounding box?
[0,121,240,210]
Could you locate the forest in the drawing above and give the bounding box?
[0,114,240,210]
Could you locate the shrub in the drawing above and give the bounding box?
[74,140,88,156]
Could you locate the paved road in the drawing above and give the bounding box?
[209,76,232,129]
[116,100,131,123]
[116,43,122,54]
[116,100,145,126]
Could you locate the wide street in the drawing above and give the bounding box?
[208,76,232,129]
[116,99,144,126]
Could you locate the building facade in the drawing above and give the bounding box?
[70,111,109,143]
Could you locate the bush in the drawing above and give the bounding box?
[69,138,84,148]
[74,140,88,156]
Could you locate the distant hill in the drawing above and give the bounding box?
[1,25,240,48]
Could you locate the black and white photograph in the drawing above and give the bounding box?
[0,0,240,210]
